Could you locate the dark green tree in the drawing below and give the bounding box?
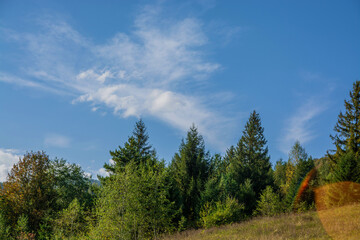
[228,111,272,200]
[50,158,94,211]
[330,80,360,157]
[104,119,156,176]
[170,125,210,226]
[331,151,360,183]
[329,81,360,184]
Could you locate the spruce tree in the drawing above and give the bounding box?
[330,80,360,156]
[104,119,155,175]
[231,111,272,197]
[329,80,360,183]
[170,125,210,226]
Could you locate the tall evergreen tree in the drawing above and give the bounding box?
[329,80,360,183]
[132,119,156,157]
[104,119,155,175]
[229,111,272,197]
[170,125,210,226]
[330,80,360,156]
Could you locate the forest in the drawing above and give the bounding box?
[1,81,360,240]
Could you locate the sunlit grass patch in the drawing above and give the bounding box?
[163,211,331,240]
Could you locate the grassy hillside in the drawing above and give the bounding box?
[163,204,360,240]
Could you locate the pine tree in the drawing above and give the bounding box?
[330,80,360,156]
[329,80,360,183]
[230,111,272,197]
[132,119,156,157]
[104,119,155,175]
[170,125,210,226]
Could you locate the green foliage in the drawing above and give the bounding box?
[50,158,94,211]
[0,212,11,239]
[323,182,360,208]
[255,186,282,216]
[327,80,360,186]
[15,215,35,240]
[283,142,315,211]
[315,156,332,185]
[200,197,244,228]
[330,80,360,156]
[330,150,360,183]
[53,198,87,240]
[237,179,256,216]
[0,151,56,235]
[229,111,272,192]
[104,119,156,176]
[90,160,175,239]
[273,159,287,195]
[170,125,210,226]
[225,111,272,216]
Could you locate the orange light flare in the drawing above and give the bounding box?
[315,181,360,240]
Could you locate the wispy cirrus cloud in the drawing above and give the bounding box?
[0,148,21,181]
[279,99,327,154]
[0,5,235,149]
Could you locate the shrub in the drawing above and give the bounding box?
[255,186,282,216]
[200,196,244,228]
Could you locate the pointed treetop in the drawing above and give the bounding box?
[330,80,360,156]
[288,140,308,166]
[238,110,268,158]
[133,118,155,157]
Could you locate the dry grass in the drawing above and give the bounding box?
[317,204,360,240]
[163,204,360,240]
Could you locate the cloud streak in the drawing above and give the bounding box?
[0,5,234,149]
[280,99,327,154]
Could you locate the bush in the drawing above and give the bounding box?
[255,186,282,216]
[200,196,244,228]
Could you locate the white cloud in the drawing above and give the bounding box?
[280,99,327,154]
[0,149,21,182]
[97,168,109,178]
[1,5,237,149]
[44,134,71,148]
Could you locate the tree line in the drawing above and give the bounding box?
[1,81,360,239]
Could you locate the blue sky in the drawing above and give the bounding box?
[1,0,359,180]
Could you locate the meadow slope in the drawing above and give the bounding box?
[163,204,360,240]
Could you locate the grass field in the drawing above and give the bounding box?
[163,203,360,240]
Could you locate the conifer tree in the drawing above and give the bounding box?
[170,125,210,226]
[273,159,287,195]
[230,111,272,197]
[330,80,360,156]
[104,119,155,175]
[329,80,360,183]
